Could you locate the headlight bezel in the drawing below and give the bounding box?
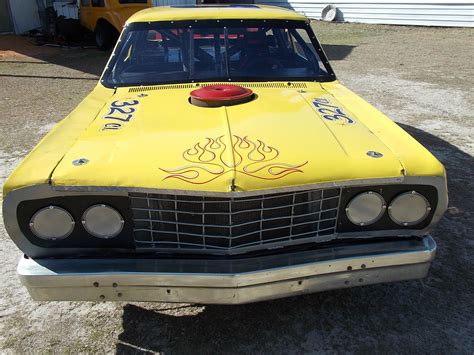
[337,184,438,233]
[17,195,134,249]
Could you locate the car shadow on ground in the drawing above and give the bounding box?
[0,35,108,78]
[322,44,356,61]
[115,123,473,353]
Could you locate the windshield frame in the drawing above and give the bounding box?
[100,19,336,88]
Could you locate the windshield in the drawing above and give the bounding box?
[102,20,334,87]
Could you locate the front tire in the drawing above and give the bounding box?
[94,22,118,51]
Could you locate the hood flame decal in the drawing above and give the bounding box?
[160,135,308,184]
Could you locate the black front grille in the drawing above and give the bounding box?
[130,188,340,254]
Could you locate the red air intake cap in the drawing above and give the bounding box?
[190,84,254,107]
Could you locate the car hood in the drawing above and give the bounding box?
[50,83,406,193]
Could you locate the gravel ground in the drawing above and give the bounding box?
[0,22,473,353]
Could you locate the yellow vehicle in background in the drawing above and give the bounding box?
[80,0,152,50]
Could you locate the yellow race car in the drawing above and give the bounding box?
[3,5,448,304]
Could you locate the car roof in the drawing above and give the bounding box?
[127,5,307,24]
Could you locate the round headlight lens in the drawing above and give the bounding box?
[82,204,124,239]
[388,191,431,226]
[30,206,75,240]
[346,191,386,226]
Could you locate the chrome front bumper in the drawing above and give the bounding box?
[18,236,436,304]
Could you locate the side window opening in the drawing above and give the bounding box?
[288,28,327,74]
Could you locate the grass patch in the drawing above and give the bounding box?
[312,21,394,45]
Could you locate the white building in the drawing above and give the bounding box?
[1,0,44,33]
[256,0,474,27]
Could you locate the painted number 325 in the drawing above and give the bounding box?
[313,98,355,124]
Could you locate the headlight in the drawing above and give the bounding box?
[346,191,386,226]
[388,191,431,226]
[30,206,75,240]
[82,204,124,239]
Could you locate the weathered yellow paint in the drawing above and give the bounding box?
[321,81,445,178]
[127,5,307,24]
[3,85,114,195]
[4,80,445,196]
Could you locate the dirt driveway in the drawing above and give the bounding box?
[0,23,473,353]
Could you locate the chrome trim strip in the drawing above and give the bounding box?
[18,235,436,304]
[50,176,405,197]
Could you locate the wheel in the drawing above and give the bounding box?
[94,22,118,51]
